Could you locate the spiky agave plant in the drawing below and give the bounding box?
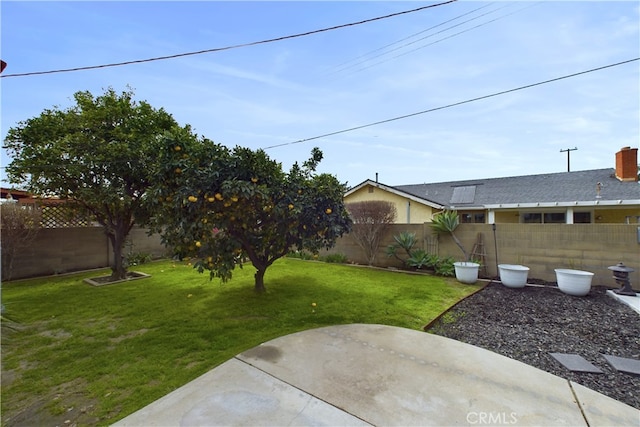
[430,210,470,262]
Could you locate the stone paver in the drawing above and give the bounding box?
[549,353,603,373]
[603,354,640,376]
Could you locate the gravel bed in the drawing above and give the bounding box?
[426,281,640,410]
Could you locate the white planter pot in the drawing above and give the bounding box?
[555,269,594,297]
[454,262,480,284]
[498,264,529,288]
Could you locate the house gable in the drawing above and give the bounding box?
[344,180,443,224]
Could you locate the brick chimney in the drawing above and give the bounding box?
[615,146,638,182]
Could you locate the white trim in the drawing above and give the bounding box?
[485,200,640,209]
[345,179,444,209]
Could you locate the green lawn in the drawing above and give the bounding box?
[1,258,480,425]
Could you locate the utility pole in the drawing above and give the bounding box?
[560,147,578,172]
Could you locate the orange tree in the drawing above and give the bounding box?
[148,131,352,292]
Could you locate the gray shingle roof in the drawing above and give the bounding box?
[394,168,640,208]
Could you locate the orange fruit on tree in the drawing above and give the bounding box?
[325,208,332,214]
[188,196,198,202]
[174,146,181,151]
[215,193,223,201]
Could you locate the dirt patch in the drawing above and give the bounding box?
[109,328,149,344]
[2,378,101,427]
[83,271,150,287]
[427,282,640,409]
[39,329,73,340]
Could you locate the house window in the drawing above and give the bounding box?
[544,213,565,224]
[523,213,542,223]
[522,212,566,224]
[460,212,485,223]
[368,187,374,193]
[573,212,591,223]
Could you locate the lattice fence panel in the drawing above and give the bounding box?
[38,204,97,228]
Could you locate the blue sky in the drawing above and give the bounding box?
[1,1,639,188]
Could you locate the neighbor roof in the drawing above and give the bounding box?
[349,168,640,210]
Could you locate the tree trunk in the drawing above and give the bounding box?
[451,232,469,262]
[254,268,266,293]
[107,223,128,281]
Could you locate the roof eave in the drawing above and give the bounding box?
[485,200,640,209]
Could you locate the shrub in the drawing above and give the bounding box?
[287,251,314,260]
[0,203,41,281]
[386,231,456,277]
[386,231,417,263]
[346,200,396,265]
[406,249,431,269]
[125,252,152,266]
[323,253,348,264]
[435,257,456,277]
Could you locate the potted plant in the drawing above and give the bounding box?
[430,210,479,284]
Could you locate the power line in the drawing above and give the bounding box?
[327,2,510,76]
[3,58,637,172]
[341,2,540,77]
[0,0,457,79]
[325,2,498,75]
[262,57,640,150]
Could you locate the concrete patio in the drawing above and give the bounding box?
[113,324,639,426]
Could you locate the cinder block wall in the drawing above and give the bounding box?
[327,224,424,268]
[4,227,166,280]
[325,223,640,290]
[6,224,639,290]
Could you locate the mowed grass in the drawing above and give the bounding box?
[1,258,480,424]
